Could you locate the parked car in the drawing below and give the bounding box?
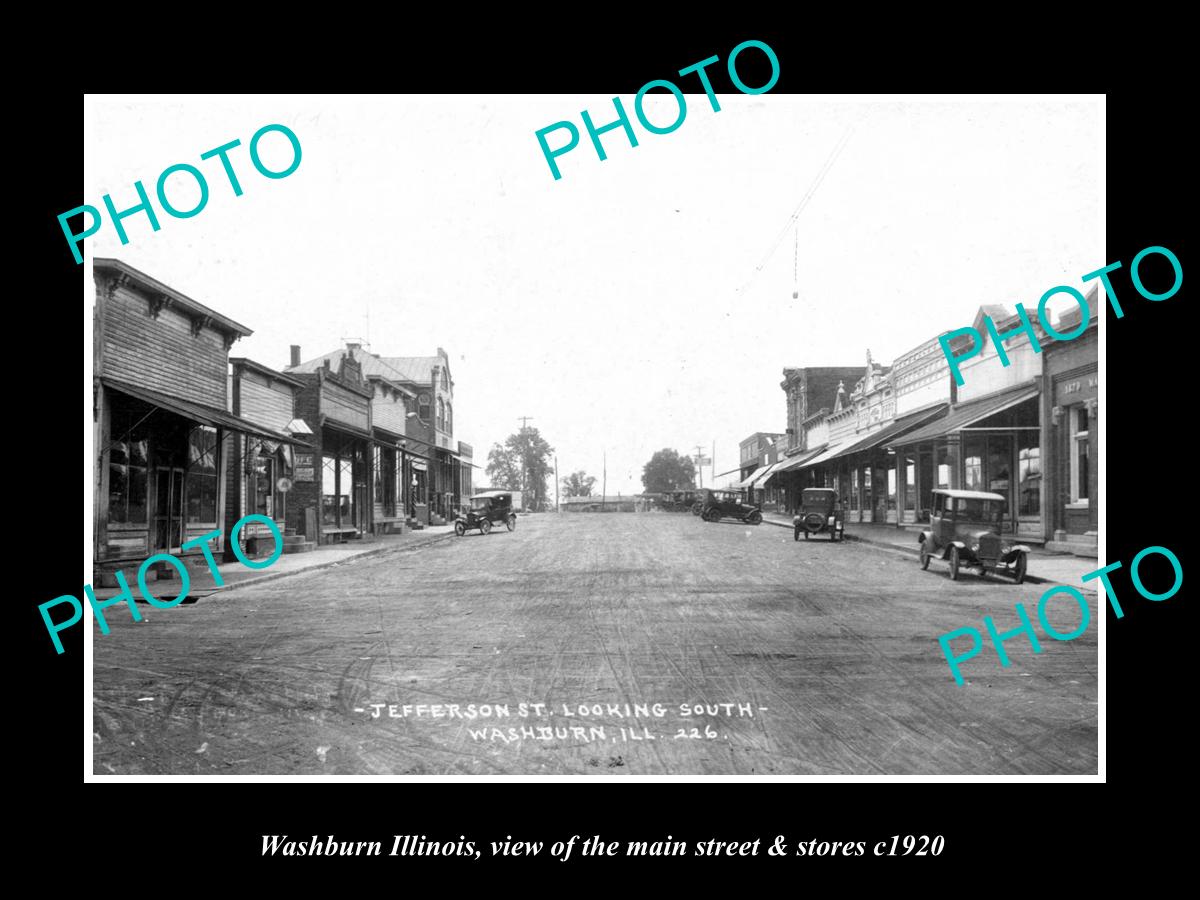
[454,491,517,536]
[793,487,844,541]
[918,489,1030,582]
[698,489,763,525]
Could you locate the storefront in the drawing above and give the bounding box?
[889,382,1043,538]
[98,378,298,567]
[827,404,949,525]
[319,424,372,539]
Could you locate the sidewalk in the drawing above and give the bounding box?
[763,515,1101,593]
[90,525,457,601]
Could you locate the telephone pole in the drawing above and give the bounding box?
[554,455,559,513]
[516,417,533,507]
[693,445,706,489]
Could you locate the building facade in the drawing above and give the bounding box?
[226,358,308,559]
[1041,290,1098,554]
[92,259,298,580]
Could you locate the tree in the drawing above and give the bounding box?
[641,448,696,493]
[485,426,555,511]
[561,470,597,498]
[485,442,522,490]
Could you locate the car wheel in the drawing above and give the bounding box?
[506,515,516,532]
[454,521,466,537]
[480,519,493,535]
[1012,553,1027,585]
[919,540,931,570]
[948,546,960,581]
[747,511,762,525]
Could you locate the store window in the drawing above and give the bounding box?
[887,464,897,511]
[1018,432,1041,517]
[412,467,428,504]
[936,445,954,489]
[987,434,1012,495]
[186,426,218,523]
[322,455,338,525]
[373,446,384,505]
[108,408,148,524]
[904,456,917,515]
[850,469,859,511]
[254,452,275,518]
[1070,406,1089,502]
[963,436,984,491]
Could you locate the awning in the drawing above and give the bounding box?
[322,419,374,441]
[103,378,307,445]
[768,445,828,477]
[888,384,1039,447]
[798,441,851,470]
[751,460,785,487]
[827,403,950,461]
[734,464,770,489]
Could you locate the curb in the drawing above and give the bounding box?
[764,518,1063,587]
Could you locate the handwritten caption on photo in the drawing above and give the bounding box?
[353,700,766,745]
[263,833,946,860]
[938,244,1182,386]
[938,544,1182,685]
[41,514,283,654]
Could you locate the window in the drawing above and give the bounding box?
[418,394,431,421]
[185,426,218,523]
[108,408,148,525]
[373,446,384,504]
[322,455,338,525]
[850,469,859,511]
[886,464,897,511]
[904,456,917,513]
[446,402,453,434]
[1018,432,1040,517]
[963,436,984,491]
[1070,406,1090,503]
[437,398,445,431]
[254,453,275,518]
[936,444,954,489]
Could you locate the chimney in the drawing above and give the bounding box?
[290,345,301,367]
[346,342,361,353]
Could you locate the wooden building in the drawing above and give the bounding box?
[92,259,300,579]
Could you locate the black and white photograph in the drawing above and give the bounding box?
[79,88,1113,779]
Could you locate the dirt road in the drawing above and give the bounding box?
[93,513,1098,775]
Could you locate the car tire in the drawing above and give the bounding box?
[948,546,960,581]
[506,515,516,532]
[919,540,931,570]
[454,521,466,537]
[1012,553,1027,585]
[747,511,763,525]
[480,519,493,535]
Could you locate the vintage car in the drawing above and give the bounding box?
[918,489,1030,582]
[793,487,845,541]
[699,489,763,525]
[661,489,702,512]
[454,491,517,536]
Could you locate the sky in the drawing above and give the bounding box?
[84,95,1101,496]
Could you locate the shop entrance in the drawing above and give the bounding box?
[153,466,184,552]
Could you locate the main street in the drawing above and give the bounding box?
[93,514,1098,775]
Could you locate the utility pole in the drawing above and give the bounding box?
[693,445,705,489]
[554,455,559,513]
[516,417,533,509]
[602,451,607,512]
